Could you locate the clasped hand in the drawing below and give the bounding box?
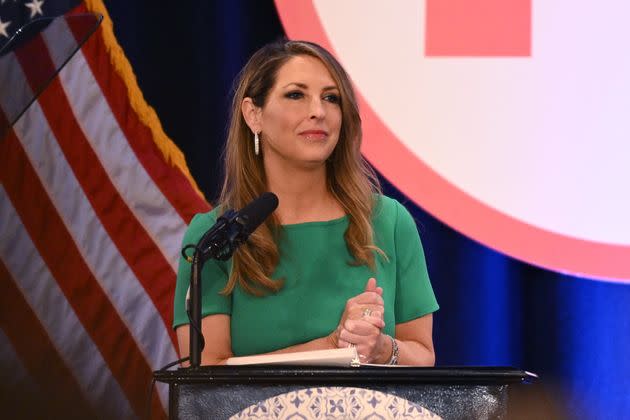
[330,277,388,363]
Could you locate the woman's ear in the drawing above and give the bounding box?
[241,97,262,134]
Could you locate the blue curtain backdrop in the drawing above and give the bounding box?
[104,1,630,418]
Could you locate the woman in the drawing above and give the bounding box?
[173,40,438,365]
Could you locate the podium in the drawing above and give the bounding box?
[154,366,536,419]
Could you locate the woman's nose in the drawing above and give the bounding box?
[309,98,325,119]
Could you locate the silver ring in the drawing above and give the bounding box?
[362,308,372,317]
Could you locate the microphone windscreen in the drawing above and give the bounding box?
[237,192,279,234]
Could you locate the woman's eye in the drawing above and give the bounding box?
[285,91,304,100]
[324,94,340,104]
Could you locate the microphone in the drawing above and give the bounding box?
[235,191,279,236]
[197,192,279,261]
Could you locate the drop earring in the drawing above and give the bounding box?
[254,132,260,156]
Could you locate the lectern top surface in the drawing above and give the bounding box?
[154,365,537,385]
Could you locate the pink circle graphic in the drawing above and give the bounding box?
[274,0,630,283]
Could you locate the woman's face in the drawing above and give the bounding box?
[256,55,342,168]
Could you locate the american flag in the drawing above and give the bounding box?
[0,0,210,418]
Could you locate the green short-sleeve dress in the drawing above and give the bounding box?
[173,195,439,356]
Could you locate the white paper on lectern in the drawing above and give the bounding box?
[225,347,361,367]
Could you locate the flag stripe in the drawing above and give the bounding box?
[0,259,96,419]
[71,4,211,223]
[0,185,133,419]
[0,51,33,126]
[0,134,163,418]
[15,33,178,349]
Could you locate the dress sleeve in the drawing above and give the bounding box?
[172,212,232,329]
[393,201,439,323]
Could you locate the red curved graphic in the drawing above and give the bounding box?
[274,0,630,282]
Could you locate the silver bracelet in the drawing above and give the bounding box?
[387,335,399,365]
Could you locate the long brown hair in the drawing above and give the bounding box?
[219,40,382,295]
